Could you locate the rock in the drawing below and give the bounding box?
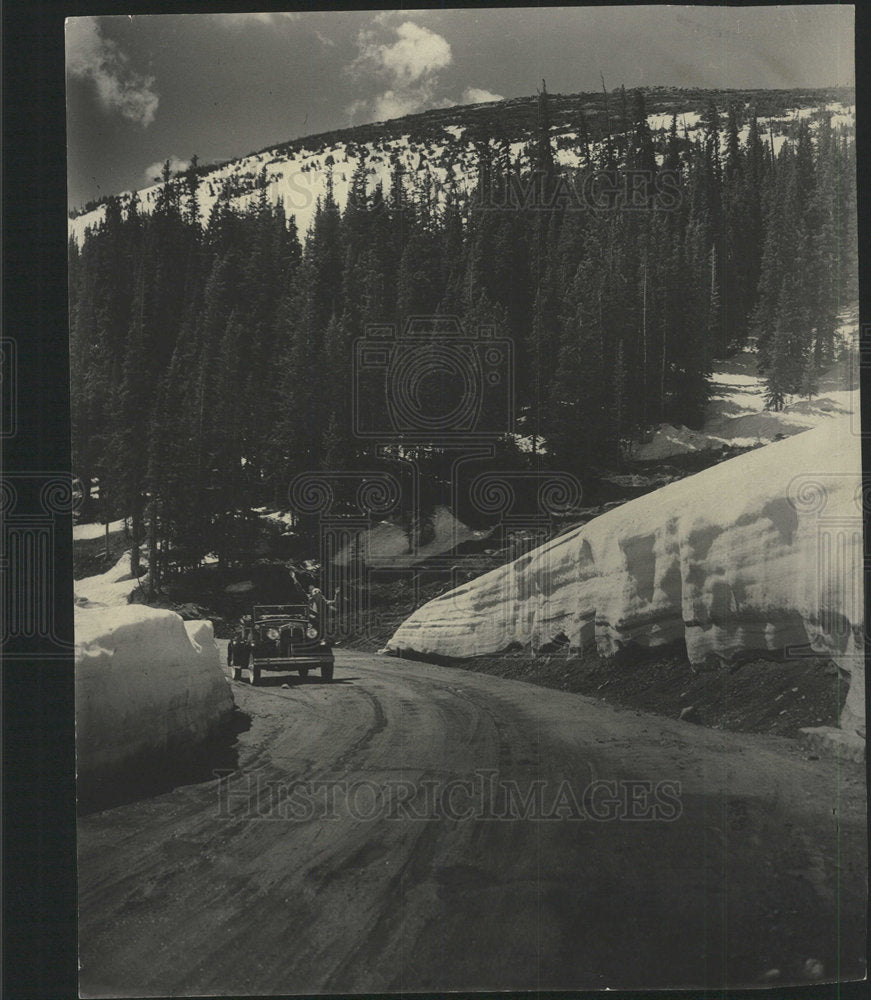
[175,602,208,620]
[803,958,825,981]
[679,706,700,723]
[799,726,865,764]
[281,683,290,689]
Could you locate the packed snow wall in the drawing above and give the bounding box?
[76,605,235,782]
[388,417,865,734]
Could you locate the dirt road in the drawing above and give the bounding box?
[78,647,866,994]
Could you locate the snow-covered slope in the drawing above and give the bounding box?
[387,416,864,734]
[75,549,147,608]
[68,93,855,245]
[69,124,481,245]
[636,307,860,460]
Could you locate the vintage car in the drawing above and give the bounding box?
[227,603,334,685]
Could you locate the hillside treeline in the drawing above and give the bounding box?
[69,90,857,583]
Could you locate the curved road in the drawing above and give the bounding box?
[78,647,866,994]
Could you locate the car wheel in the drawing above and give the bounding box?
[321,661,334,682]
[249,661,260,686]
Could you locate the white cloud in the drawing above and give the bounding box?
[143,156,191,186]
[213,13,300,28]
[372,89,430,122]
[462,87,503,105]
[314,29,336,48]
[66,16,158,126]
[360,20,452,88]
[349,19,452,122]
[344,98,368,121]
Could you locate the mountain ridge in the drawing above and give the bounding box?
[69,84,855,242]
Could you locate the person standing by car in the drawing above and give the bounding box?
[307,583,338,623]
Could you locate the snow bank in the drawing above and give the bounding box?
[388,417,864,734]
[76,605,235,782]
[75,552,235,783]
[332,505,493,569]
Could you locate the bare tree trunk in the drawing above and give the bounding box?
[147,501,159,598]
[642,259,648,426]
[660,322,667,423]
[102,483,111,561]
[130,503,142,577]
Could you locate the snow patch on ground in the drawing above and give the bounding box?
[646,113,676,131]
[332,505,492,569]
[636,311,859,460]
[634,425,717,461]
[257,509,297,530]
[388,417,864,734]
[73,518,126,541]
[75,551,147,608]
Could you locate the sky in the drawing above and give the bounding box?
[65,6,855,210]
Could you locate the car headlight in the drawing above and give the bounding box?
[306,626,318,639]
[267,628,280,641]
